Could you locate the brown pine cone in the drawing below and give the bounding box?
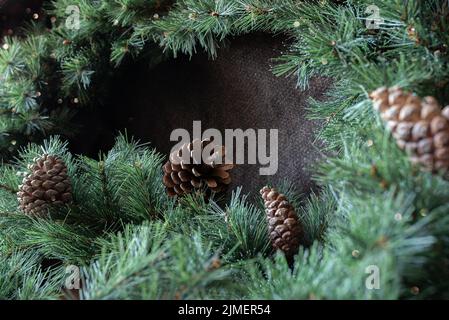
[260,186,303,259]
[162,139,234,197]
[370,86,449,172]
[17,154,73,216]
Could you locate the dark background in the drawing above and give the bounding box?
[72,34,332,196]
[0,0,44,40]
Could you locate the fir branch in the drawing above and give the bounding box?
[0,250,62,300]
[1,0,449,300]
[0,183,17,194]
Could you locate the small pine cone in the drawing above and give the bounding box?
[162,139,234,197]
[17,154,73,216]
[370,86,449,173]
[260,186,303,259]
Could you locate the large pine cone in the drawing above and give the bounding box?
[370,86,449,172]
[260,186,303,259]
[17,154,73,216]
[162,139,234,197]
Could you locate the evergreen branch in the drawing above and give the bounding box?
[0,183,18,194]
[1,0,449,300]
[0,250,62,300]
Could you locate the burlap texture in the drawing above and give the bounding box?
[71,34,332,196]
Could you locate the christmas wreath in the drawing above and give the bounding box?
[1,0,449,300]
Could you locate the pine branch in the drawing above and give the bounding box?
[1,0,449,300]
[0,183,17,194]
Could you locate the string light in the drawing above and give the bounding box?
[410,286,420,295]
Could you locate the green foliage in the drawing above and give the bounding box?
[0,134,272,299]
[0,134,168,264]
[211,188,271,260]
[1,0,449,300]
[82,222,240,299]
[0,250,62,299]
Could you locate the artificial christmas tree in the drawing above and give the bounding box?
[17,154,72,216]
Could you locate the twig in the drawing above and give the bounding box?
[0,183,18,194]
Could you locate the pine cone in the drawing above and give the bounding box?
[17,154,73,216]
[162,139,234,197]
[260,186,303,258]
[370,86,449,172]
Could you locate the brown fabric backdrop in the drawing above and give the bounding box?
[71,34,332,197]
